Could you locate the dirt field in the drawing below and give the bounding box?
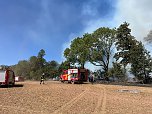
[0,81,152,114]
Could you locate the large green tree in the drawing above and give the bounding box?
[37,49,46,69]
[45,60,59,78]
[64,33,93,68]
[26,49,46,80]
[130,41,152,83]
[12,60,30,79]
[90,27,116,76]
[114,22,136,80]
[115,22,134,64]
[115,22,152,83]
[29,56,39,72]
[12,49,59,80]
[108,62,124,82]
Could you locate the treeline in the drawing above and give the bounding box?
[63,22,152,84]
[11,49,60,80]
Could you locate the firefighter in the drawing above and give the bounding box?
[40,73,45,84]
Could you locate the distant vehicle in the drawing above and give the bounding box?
[53,76,59,81]
[0,69,15,86]
[60,68,88,84]
[15,76,24,82]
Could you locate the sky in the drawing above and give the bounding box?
[0,0,152,67]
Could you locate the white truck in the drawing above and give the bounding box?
[0,69,15,86]
[15,76,24,82]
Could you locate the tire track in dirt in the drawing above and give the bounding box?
[100,87,106,114]
[93,85,107,114]
[52,86,89,114]
[0,104,45,114]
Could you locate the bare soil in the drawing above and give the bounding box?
[0,81,152,114]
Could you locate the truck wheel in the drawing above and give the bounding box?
[61,80,64,83]
[12,82,15,86]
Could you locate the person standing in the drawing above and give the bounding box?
[40,73,45,84]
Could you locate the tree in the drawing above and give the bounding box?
[29,56,39,72]
[38,49,46,58]
[58,61,70,73]
[0,65,10,70]
[45,60,59,78]
[90,27,116,77]
[37,49,46,69]
[64,47,76,67]
[10,49,61,80]
[108,62,124,82]
[115,22,152,83]
[114,22,136,81]
[130,41,152,83]
[12,60,30,79]
[64,33,93,68]
[115,22,134,63]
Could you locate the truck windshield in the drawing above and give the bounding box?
[0,71,5,75]
[71,73,77,78]
[0,71,5,81]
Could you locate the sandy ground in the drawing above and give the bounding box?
[0,81,152,114]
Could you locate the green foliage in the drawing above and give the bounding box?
[38,49,45,58]
[90,27,116,75]
[11,49,59,80]
[0,65,10,70]
[58,61,70,73]
[115,22,135,66]
[114,22,137,81]
[130,42,152,83]
[44,60,59,78]
[115,22,152,83]
[64,33,92,68]
[29,56,39,71]
[37,49,46,69]
[108,62,124,81]
[12,60,30,79]
[63,27,116,75]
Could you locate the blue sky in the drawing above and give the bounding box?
[0,0,116,65]
[0,0,152,66]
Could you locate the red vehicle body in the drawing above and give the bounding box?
[60,68,88,84]
[0,69,15,86]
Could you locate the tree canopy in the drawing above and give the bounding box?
[64,33,93,68]
[11,49,59,80]
[89,27,116,76]
[63,22,152,83]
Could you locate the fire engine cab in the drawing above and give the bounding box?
[60,68,88,84]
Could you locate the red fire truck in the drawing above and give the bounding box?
[0,69,15,86]
[60,68,88,84]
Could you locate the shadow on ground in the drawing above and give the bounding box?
[94,81,152,88]
[0,84,24,88]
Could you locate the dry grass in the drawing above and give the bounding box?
[0,81,152,114]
